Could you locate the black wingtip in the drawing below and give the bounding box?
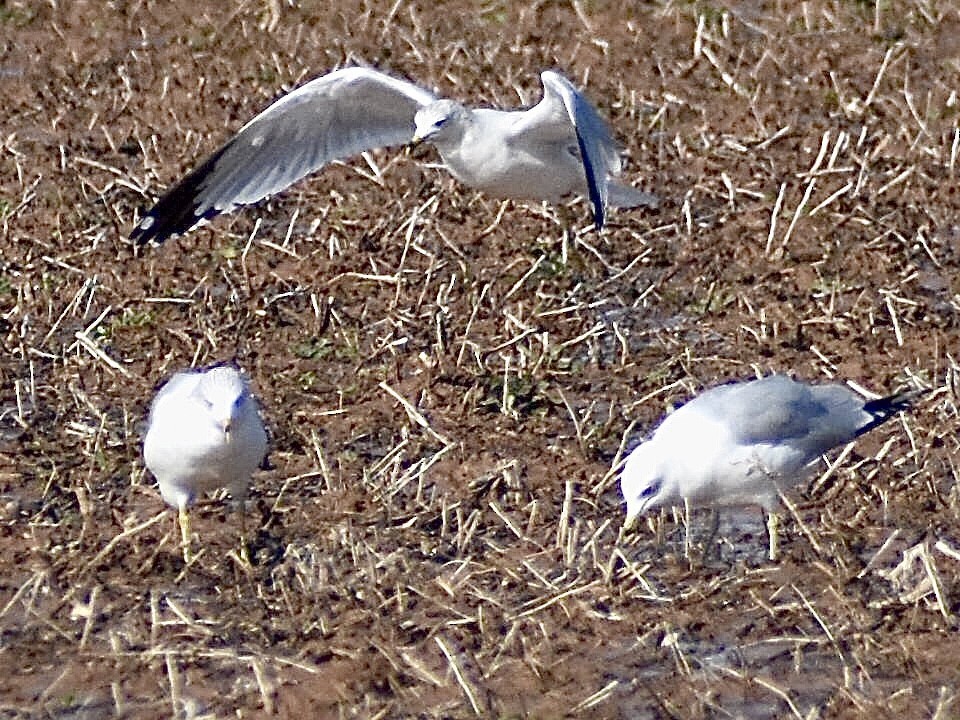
[857,387,927,437]
[130,142,231,245]
[574,129,605,232]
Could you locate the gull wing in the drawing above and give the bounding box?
[812,384,921,441]
[520,71,620,230]
[683,376,833,448]
[131,67,437,244]
[697,375,904,457]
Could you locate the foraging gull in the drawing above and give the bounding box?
[619,374,920,560]
[143,365,268,562]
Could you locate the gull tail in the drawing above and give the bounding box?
[856,387,927,437]
[606,181,659,210]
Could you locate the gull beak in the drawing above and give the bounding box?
[411,125,435,146]
[622,507,640,532]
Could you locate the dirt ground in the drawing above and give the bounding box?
[1,0,959,717]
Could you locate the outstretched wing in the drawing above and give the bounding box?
[536,71,620,231]
[131,67,437,244]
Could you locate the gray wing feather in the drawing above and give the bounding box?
[537,71,619,168]
[131,67,437,244]
[216,68,436,207]
[537,71,619,229]
[695,376,867,452]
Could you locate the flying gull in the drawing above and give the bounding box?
[130,66,657,244]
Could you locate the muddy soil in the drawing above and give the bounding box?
[1,1,959,718]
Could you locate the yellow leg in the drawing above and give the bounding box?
[239,499,250,565]
[178,507,192,564]
[767,511,780,562]
[558,204,574,263]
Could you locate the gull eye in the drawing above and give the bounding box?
[640,479,661,499]
[435,117,448,128]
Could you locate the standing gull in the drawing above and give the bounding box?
[143,365,268,562]
[130,66,657,245]
[619,375,920,560]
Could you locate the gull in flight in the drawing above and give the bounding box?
[143,365,268,563]
[619,375,921,560]
[130,66,657,245]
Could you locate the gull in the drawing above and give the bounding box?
[619,375,920,560]
[129,66,657,245]
[143,365,268,563]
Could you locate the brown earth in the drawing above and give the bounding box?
[1,0,960,717]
